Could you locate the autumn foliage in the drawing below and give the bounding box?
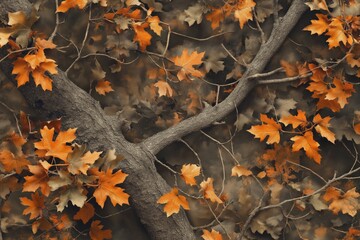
[0,0,360,239]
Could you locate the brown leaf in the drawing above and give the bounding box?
[74,202,95,224]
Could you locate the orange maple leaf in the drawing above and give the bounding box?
[173,49,205,81]
[231,165,252,177]
[12,47,58,91]
[0,149,29,174]
[157,187,190,217]
[74,202,95,224]
[313,114,336,143]
[20,192,45,220]
[206,8,225,30]
[200,178,223,204]
[23,164,50,196]
[89,220,112,240]
[147,16,162,36]
[180,164,201,186]
[325,77,355,108]
[304,14,329,35]
[95,80,114,95]
[154,80,173,97]
[49,214,73,230]
[202,229,223,240]
[56,0,88,13]
[248,114,281,144]
[92,168,129,208]
[291,131,321,164]
[234,0,256,29]
[34,126,76,161]
[326,18,352,49]
[323,187,360,217]
[132,23,152,51]
[280,110,308,129]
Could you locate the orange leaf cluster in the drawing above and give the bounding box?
[323,187,360,217]
[12,39,58,91]
[95,80,114,95]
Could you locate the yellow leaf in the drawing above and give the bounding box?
[291,131,321,164]
[157,187,190,217]
[180,164,200,186]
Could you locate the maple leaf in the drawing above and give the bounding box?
[202,229,223,240]
[74,202,95,224]
[291,131,321,164]
[180,164,200,186]
[200,178,223,203]
[147,16,162,36]
[57,0,88,13]
[280,110,307,129]
[57,186,87,212]
[154,81,173,97]
[23,164,50,196]
[231,165,252,177]
[67,148,102,175]
[234,0,256,29]
[132,23,152,51]
[95,80,114,95]
[20,192,45,220]
[173,49,205,81]
[92,168,129,208]
[206,8,225,30]
[325,77,355,108]
[313,114,336,143]
[305,0,329,11]
[304,14,329,35]
[326,18,351,49]
[0,149,29,174]
[157,187,190,217]
[34,126,76,161]
[248,114,281,144]
[323,187,360,217]
[12,48,58,91]
[49,214,73,230]
[355,123,360,135]
[89,220,112,240]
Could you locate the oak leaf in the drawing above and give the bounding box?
[202,229,223,240]
[34,126,76,161]
[323,187,360,217]
[74,202,95,224]
[200,178,223,204]
[248,114,281,144]
[95,80,114,95]
[313,114,336,143]
[173,49,205,81]
[157,187,190,217]
[234,0,256,29]
[23,164,50,196]
[291,131,321,164]
[92,168,129,208]
[280,110,307,129]
[89,220,112,240]
[231,165,252,177]
[20,192,45,220]
[57,0,87,13]
[180,164,200,186]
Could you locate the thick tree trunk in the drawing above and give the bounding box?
[0,0,308,239]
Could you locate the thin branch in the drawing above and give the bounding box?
[257,72,312,85]
[172,31,231,41]
[49,0,60,41]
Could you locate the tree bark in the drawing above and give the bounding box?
[0,0,308,239]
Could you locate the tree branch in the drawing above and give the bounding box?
[143,0,309,154]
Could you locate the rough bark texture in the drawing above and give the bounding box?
[0,0,308,239]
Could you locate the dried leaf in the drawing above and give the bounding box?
[280,110,307,129]
[313,114,336,143]
[89,220,112,240]
[291,131,321,164]
[180,164,200,186]
[202,229,223,240]
[173,49,205,81]
[20,192,45,220]
[248,114,281,144]
[157,187,190,217]
[95,80,114,95]
[200,178,223,203]
[74,202,95,224]
[57,0,88,13]
[231,165,252,177]
[234,0,256,29]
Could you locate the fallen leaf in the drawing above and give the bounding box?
[157,187,190,217]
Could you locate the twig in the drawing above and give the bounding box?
[257,72,312,84]
[49,0,60,41]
